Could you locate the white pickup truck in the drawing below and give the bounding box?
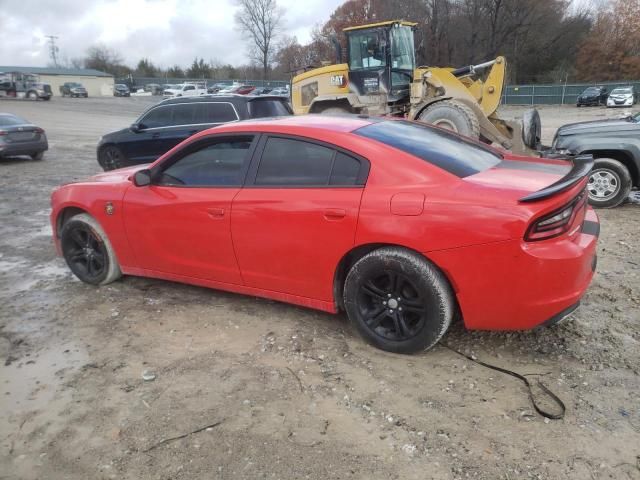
[163,82,207,98]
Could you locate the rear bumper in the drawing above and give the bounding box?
[0,138,48,157]
[428,208,599,330]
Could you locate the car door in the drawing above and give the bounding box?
[123,134,256,284]
[231,135,368,301]
[120,105,174,163]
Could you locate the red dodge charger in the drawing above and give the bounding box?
[50,115,599,353]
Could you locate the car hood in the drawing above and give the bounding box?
[463,156,571,200]
[556,118,637,136]
[89,165,149,183]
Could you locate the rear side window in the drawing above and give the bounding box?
[194,103,238,124]
[248,99,292,118]
[169,104,196,126]
[355,120,501,177]
[140,106,171,128]
[0,115,27,126]
[255,137,365,186]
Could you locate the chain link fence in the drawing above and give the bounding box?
[502,80,640,105]
[117,76,289,90]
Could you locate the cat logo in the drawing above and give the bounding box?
[330,75,346,87]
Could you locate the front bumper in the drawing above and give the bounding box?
[428,208,599,330]
[577,97,600,105]
[607,98,633,107]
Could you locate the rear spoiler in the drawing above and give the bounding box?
[519,154,593,202]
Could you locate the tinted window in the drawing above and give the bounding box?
[184,85,195,91]
[140,107,171,128]
[330,153,361,185]
[194,102,238,124]
[355,120,501,177]
[248,99,292,118]
[170,104,195,126]
[159,138,253,186]
[256,138,334,185]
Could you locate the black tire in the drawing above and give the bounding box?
[61,213,122,286]
[27,91,38,100]
[418,100,480,139]
[98,145,127,171]
[587,158,632,208]
[343,247,455,354]
[522,108,541,150]
[31,151,44,161]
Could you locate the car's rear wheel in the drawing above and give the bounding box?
[31,151,44,161]
[418,100,480,139]
[587,158,632,208]
[343,247,455,354]
[61,213,122,286]
[98,145,127,171]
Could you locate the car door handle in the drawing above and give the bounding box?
[323,208,346,220]
[151,132,161,138]
[206,207,225,218]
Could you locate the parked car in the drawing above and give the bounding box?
[606,87,636,108]
[215,84,255,95]
[163,83,207,98]
[144,83,163,95]
[207,83,227,94]
[576,86,607,107]
[60,82,88,98]
[0,113,48,160]
[269,87,290,98]
[96,95,293,170]
[113,84,130,97]
[53,115,599,354]
[550,112,640,207]
[248,87,273,96]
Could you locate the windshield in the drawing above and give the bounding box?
[69,83,82,87]
[348,29,387,70]
[611,88,632,94]
[390,26,415,70]
[356,120,501,177]
[583,88,599,94]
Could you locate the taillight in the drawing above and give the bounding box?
[0,130,7,136]
[525,191,587,241]
[34,127,45,134]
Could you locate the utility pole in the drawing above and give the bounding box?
[46,35,59,67]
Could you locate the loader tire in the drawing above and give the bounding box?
[418,100,480,139]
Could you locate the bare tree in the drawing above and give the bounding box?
[235,0,284,79]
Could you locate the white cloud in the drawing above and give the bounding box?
[0,0,344,69]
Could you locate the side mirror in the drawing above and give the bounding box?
[133,169,152,187]
[130,123,143,132]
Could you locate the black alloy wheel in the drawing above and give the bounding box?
[358,271,427,342]
[99,145,125,171]
[62,223,108,283]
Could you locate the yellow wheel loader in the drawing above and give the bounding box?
[291,21,540,154]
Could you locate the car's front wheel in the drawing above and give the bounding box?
[98,145,127,171]
[61,213,122,286]
[343,247,455,354]
[587,158,632,208]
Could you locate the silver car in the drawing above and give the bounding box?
[0,113,48,160]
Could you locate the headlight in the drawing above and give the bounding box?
[554,148,573,155]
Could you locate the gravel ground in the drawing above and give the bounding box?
[0,97,639,480]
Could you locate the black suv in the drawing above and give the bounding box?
[97,95,292,170]
[551,112,640,207]
[576,86,608,107]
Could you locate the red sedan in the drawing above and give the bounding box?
[50,115,599,353]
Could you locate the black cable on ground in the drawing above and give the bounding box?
[441,344,566,420]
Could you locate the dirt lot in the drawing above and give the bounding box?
[1,98,638,480]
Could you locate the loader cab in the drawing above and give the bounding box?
[345,21,416,104]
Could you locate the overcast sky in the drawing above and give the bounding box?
[0,0,345,69]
